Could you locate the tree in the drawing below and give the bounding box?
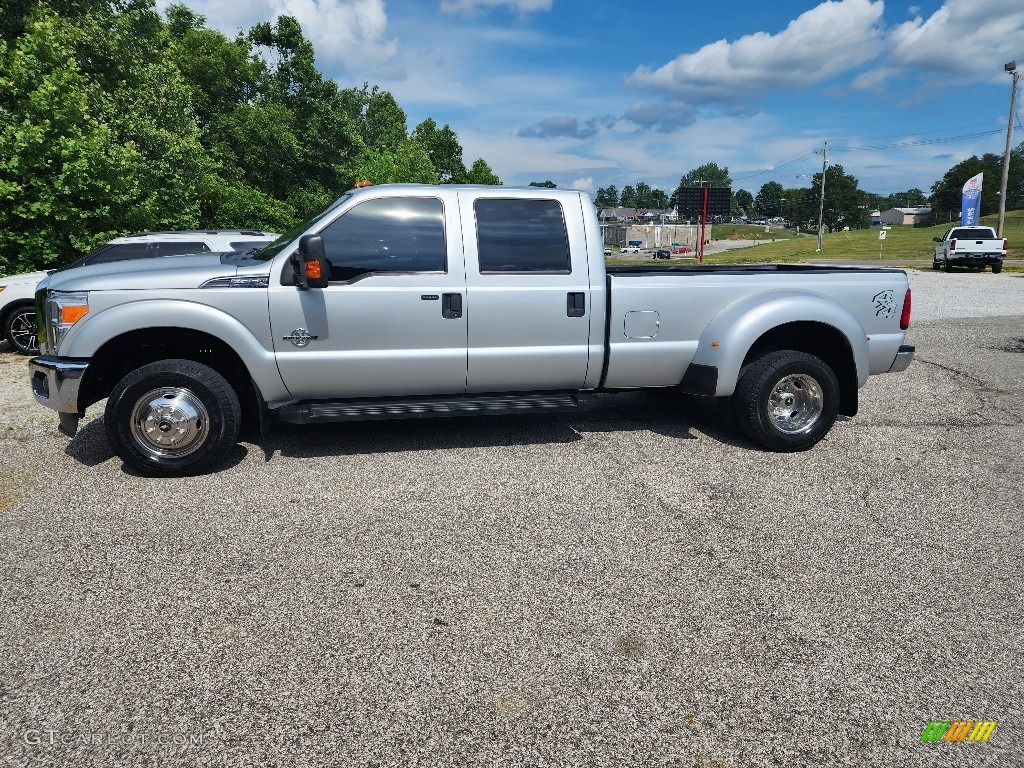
[808,165,867,230]
[735,189,754,214]
[929,154,1004,224]
[674,163,731,189]
[753,182,785,217]
[354,139,439,185]
[465,158,501,185]
[0,4,207,272]
[886,188,928,208]
[595,185,618,209]
[529,180,557,188]
[412,118,467,183]
[620,185,636,206]
[672,163,732,212]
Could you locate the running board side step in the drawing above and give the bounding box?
[275,391,597,425]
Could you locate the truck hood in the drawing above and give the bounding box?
[43,253,269,292]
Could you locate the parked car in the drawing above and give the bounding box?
[0,230,278,354]
[30,184,914,476]
[653,249,671,259]
[621,246,640,254]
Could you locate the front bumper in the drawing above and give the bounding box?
[888,344,915,373]
[29,356,89,436]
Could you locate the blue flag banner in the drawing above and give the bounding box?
[961,172,983,225]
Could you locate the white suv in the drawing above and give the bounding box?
[0,230,278,354]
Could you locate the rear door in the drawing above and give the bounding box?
[458,190,593,392]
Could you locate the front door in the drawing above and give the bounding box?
[268,191,468,400]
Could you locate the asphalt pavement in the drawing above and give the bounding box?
[1,271,1022,767]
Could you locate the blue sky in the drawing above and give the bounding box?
[156,0,1024,199]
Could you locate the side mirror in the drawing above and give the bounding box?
[932,237,941,242]
[292,235,330,289]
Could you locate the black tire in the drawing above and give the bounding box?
[3,304,38,354]
[992,262,1002,274]
[942,259,952,273]
[931,259,940,270]
[104,359,241,476]
[731,350,840,452]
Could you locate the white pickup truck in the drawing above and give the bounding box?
[932,226,1007,272]
[29,185,914,476]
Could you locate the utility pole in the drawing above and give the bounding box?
[998,62,1019,238]
[816,141,827,252]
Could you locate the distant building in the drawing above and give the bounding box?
[880,207,932,226]
[870,210,882,226]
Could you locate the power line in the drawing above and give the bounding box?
[830,129,1004,151]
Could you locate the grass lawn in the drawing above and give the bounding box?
[606,211,1024,266]
[710,223,797,241]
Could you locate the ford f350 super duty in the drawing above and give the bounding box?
[29,185,914,476]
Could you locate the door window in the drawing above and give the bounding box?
[475,198,570,273]
[319,197,446,281]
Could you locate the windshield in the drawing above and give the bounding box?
[250,194,352,261]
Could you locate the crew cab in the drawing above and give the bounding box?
[932,226,1007,272]
[29,185,914,476]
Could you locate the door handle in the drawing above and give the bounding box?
[567,292,585,317]
[442,292,462,319]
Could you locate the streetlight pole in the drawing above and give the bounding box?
[998,61,1019,238]
[816,141,827,252]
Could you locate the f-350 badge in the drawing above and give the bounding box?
[283,328,318,347]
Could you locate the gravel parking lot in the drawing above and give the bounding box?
[1,270,1022,767]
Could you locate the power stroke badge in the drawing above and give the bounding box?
[283,328,318,348]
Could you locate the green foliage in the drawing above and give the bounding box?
[594,185,618,209]
[928,146,1023,224]
[465,158,501,185]
[355,139,440,185]
[0,1,498,274]
[674,163,732,191]
[0,4,204,271]
[529,180,558,188]
[617,182,667,209]
[412,118,467,183]
[734,188,753,213]
[754,181,785,217]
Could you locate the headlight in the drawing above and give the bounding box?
[46,291,89,354]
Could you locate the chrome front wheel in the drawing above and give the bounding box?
[105,359,241,476]
[129,387,211,459]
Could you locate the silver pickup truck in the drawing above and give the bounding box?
[29,185,914,476]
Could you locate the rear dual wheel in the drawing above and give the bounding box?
[731,350,840,452]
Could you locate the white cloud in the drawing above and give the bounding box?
[887,0,1024,77]
[440,0,552,14]
[571,177,595,193]
[628,0,885,104]
[270,0,397,69]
